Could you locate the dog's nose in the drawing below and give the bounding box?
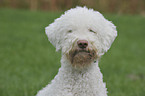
[77,40,88,49]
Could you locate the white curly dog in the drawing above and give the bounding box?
[36,7,117,96]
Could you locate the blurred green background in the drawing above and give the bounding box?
[0,0,145,96]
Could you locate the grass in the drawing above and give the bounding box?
[0,8,145,96]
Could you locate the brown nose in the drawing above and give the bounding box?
[77,40,88,49]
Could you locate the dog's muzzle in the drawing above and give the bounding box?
[67,40,97,68]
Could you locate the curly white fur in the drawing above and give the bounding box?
[36,6,117,96]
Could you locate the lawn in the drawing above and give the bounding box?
[0,8,145,96]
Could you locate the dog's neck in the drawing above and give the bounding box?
[51,55,107,96]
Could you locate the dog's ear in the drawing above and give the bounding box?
[45,20,63,52]
[99,20,117,56]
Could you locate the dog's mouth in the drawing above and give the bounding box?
[73,49,89,56]
[67,48,97,68]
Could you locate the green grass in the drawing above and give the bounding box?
[0,8,145,96]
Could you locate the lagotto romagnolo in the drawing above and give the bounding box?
[36,6,117,96]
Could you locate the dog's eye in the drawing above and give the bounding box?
[89,29,95,33]
[68,30,72,33]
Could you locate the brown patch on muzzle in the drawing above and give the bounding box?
[67,48,97,68]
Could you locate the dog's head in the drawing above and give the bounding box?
[45,7,117,68]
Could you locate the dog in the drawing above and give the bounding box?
[36,6,117,96]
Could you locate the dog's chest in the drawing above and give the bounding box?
[60,71,99,96]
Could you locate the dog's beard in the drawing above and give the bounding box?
[67,48,97,68]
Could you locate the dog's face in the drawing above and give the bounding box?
[45,7,117,68]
